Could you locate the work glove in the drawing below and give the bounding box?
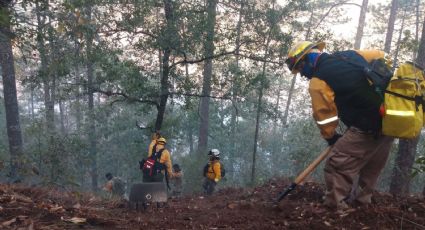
[325,133,342,146]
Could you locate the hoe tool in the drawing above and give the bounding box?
[276,146,332,202]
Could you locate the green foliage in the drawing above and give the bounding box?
[5,0,425,195]
[412,156,425,177]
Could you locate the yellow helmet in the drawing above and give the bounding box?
[157,137,166,144]
[285,41,325,74]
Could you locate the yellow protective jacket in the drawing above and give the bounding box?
[206,160,221,182]
[309,50,385,139]
[148,134,159,156]
[148,143,173,177]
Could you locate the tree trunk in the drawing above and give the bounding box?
[85,5,98,192]
[280,5,311,131]
[155,48,170,131]
[392,9,406,68]
[198,0,217,153]
[423,185,425,197]
[417,12,425,66]
[384,0,398,53]
[389,12,425,196]
[59,99,66,135]
[154,0,176,131]
[282,75,296,127]
[354,0,368,49]
[30,83,35,120]
[35,1,55,136]
[251,83,263,184]
[188,119,194,154]
[414,0,420,59]
[389,137,419,196]
[75,68,83,132]
[0,0,24,181]
[251,0,275,182]
[230,1,244,170]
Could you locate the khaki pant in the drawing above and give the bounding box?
[323,127,393,209]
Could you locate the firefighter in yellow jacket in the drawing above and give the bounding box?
[143,137,174,183]
[148,131,162,157]
[202,149,222,195]
[285,41,394,210]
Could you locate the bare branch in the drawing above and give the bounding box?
[238,52,284,65]
[313,1,362,30]
[93,88,159,109]
[169,92,239,115]
[170,49,238,68]
[98,28,157,39]
[168,92,232,100]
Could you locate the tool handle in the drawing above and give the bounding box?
[294,146,332,184]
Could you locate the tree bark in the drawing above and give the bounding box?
[389,137,419,196]
[198,0,217,153]
[384,0,398,53]
[155,48,170,131]
[354,0,368,49]
[0,0,24,181]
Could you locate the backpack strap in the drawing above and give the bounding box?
[154,148,170,190]
[385,90,423,111]
[153,148,166,161]
[151,143,157,156]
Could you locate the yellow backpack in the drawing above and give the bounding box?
[382,62,425,138]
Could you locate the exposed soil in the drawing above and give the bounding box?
[1,178,424,229]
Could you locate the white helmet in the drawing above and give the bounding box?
[208,149,220,157]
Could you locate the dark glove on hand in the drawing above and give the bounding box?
[325,133,342,146]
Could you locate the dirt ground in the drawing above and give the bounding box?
[1,178,424,229]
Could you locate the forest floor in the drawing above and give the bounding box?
[1,178,425,230]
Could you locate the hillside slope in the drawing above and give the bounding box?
[1,179,424,229]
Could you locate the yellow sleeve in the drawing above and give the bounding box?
[309,78,339,139]
[213,162,221,181]
[147,140,156,157]
[355,50,385,62]
[160,149,173,176]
